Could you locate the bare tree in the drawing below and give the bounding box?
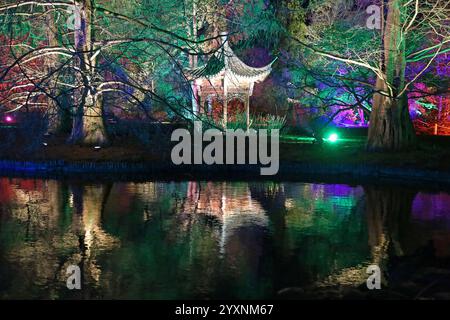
[0,0,223,145]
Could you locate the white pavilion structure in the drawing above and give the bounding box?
[187,34,275,129]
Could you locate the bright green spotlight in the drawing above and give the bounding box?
[327,133,339,143]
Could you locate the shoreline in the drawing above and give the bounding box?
[1,158,449,188]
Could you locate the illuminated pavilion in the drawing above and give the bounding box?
[187,34,275,129]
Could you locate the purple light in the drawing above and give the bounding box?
[5,116,13,123]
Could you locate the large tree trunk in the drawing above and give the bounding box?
[82,93,107,145]
[367,0,416,151]
[367,78,416,151]
[68,0,108,145]
[69,91,107,146]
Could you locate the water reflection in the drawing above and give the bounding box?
[0,178,449,299]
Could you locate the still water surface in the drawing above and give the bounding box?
[0,178,449,299]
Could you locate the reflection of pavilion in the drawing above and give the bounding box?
[182,182,268,254]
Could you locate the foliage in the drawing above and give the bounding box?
[226,112,286,132]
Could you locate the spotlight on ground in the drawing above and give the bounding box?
[327,133,339,143]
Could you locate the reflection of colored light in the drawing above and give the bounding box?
[327,133,338,143]
[5,116,13,123]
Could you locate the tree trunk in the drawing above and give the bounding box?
[367,78,416,151]
[82,94,107,145]
[367,0,416,151]
[68,0,108,145]
[69,91,107,145]
[69,100,84,144]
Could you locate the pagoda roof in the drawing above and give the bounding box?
[187,53,225,79]
[186,40,275,83]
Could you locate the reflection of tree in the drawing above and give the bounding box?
[0,179,71,298]
[68,183,119,288]
[275,183,369,287]
[0,180,118,298]
[365,186,419,261]
[317,186,420,289]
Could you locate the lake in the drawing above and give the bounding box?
[1,177,449,299]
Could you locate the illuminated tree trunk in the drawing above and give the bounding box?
[68,0,108,145]
[83,93,107,145]
[368,78,415,150]
[367,0,416,151]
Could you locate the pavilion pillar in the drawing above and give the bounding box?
[223,78,228,129]
[247,84,254,131]
[245,94,250,130]
[191,81,200,116]
[223,95,228,129]
[199,94,205,114]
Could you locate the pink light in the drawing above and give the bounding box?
[5,116,13,123]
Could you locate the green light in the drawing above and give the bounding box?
[327,133,338,143]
